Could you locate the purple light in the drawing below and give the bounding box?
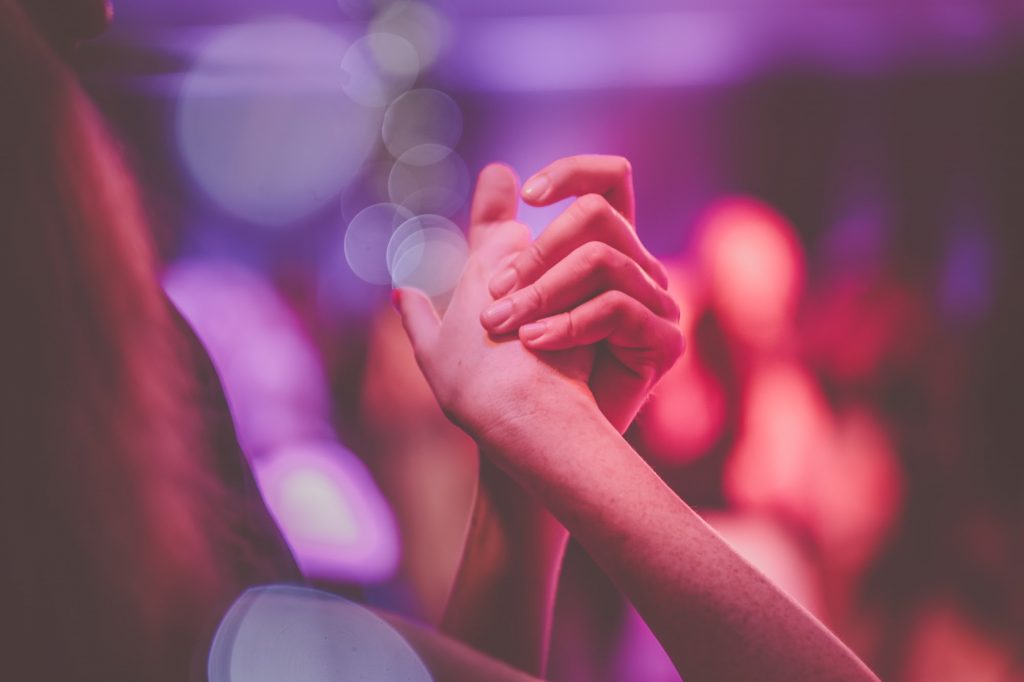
[164,260,333,457]
[176,18,380,227]
[253,442,399,582]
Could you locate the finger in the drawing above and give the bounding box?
[489,193,668,298]
[521,154,635,225]
[392,288,441,361]
[480,241,679,335]
[469,163,520,249]
[519,290,685,379]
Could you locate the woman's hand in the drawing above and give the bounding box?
[393,164,600,455]
[479,155,683,432]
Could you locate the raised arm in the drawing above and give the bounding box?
[438,159,679,675]
[394,167,880,681]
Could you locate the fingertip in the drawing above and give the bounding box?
[470,163,521,230]
[521,173,551,204]
[477,163,520,196]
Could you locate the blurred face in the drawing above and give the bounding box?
[20,0,113,48]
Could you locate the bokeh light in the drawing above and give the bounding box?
[209,585,431,682]
[177,18,379,226]
[370,1,452,72]
[388,147,470,216]
[253,442,400,582]
[696,198,805,348]
[344,203,416,285]
[340,32,421,108]
[164,260,334,456]
[382,89,463,162]
[386,214,468,297]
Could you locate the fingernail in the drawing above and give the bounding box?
[520,321,547,342]
[390,288,402,311]
[481,299,514,328]
[522,174,551,201]
[489,267,517,297]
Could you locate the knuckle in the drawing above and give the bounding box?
[563,310,578,340]
[520,283,546,312]
[603,290,633,322]
[575,193,610,220]
[578,241,612,273]
[520,241,547,274]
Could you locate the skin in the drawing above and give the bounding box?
[440,158,683,674]
[396,162,880,681]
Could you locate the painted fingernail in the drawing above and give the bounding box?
[489,267,517,297]
[520,321,547,342]
[522,174,551,201]
[390,288,402,312]
[481,299,514,328]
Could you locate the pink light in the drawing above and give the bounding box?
[697,197,805,349]
[253,442,400,583]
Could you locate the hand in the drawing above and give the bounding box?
[393,164,599,455]
[479,155,684,432]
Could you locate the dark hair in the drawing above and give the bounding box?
[0,1,231,677]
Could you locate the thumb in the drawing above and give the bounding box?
[392,287,440,361]
[469,163,520,249]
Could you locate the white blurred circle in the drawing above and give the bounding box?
[370,1,452,71]
[209,586,431,682]
[388,147,469,216]
[382,88,463,161]
[344,203,415,284]
[177,19,379,227]
[340,32,420,108]
[388,215,468,297]
[386,213,462,273]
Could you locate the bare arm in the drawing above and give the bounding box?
[397,162,878,682]
[478,388,878,682]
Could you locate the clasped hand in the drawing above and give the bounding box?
[395,155,683,453]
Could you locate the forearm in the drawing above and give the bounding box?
[440,456,567,676]
[481,391,879,682]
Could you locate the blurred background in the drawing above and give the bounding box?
[75,1,1024,680]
